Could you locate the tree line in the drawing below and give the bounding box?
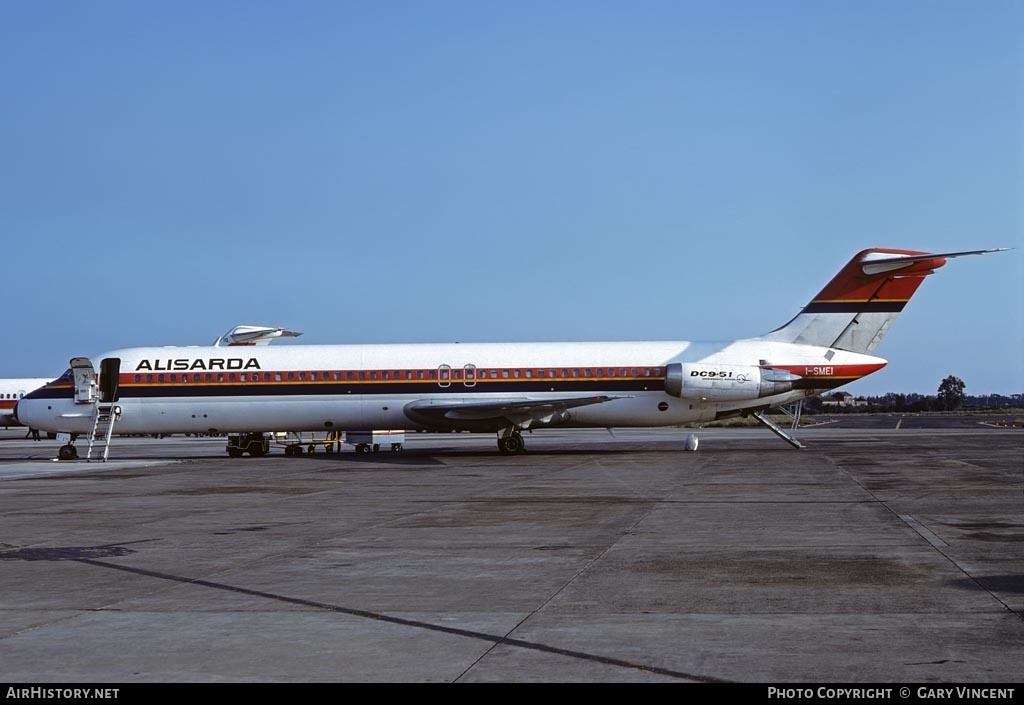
[805,375,1023,413]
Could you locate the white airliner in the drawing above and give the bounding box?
[15,248,1003,457]
[1,379,53,428]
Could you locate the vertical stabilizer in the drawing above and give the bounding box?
[758,248,1000,354]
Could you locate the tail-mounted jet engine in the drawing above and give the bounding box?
[664,363,800,401]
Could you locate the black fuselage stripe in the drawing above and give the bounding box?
[802,301,907,313]
[27,379,665,400]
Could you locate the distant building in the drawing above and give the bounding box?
[821,391,868,408]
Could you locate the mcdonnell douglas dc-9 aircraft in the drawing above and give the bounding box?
[15,248,1002,459]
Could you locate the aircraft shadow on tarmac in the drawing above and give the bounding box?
[0,540,154,562]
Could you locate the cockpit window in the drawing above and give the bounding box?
[57,368,73,382]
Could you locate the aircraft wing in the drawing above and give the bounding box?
[404,395,631,430]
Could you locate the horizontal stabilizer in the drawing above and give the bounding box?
[860,248,1009,275]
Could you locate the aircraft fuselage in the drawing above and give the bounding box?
[17,339,884,435]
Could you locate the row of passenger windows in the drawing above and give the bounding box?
[131,367,665,384]
[2,392,24,399]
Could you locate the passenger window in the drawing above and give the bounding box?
[275,373,282,382]
[217,373,225,382]
[229,373,236,382]
[502,370,509,379]
[146,374,153,383]
[134,374,141,383]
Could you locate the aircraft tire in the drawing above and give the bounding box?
[58,444,77,461]
[498,434,525,455]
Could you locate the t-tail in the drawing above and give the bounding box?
[758,248,1006,354]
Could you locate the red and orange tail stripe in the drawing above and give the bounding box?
[802,249,947,314]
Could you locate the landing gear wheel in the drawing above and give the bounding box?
[58,444,78,461]
[498,433,525,455]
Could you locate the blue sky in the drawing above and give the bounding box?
[2,1,1021,395]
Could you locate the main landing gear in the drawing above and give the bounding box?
[58,444,79,460]
[497,429,526,455]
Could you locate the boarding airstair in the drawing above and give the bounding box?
[86,403,121,462]
[68,357,122,462]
